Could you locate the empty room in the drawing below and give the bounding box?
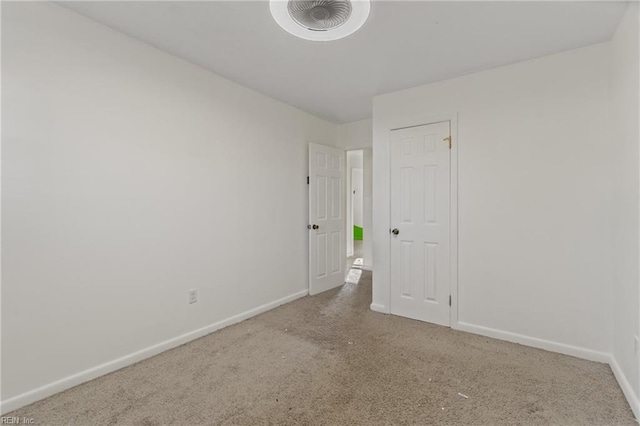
[1,0,639,424]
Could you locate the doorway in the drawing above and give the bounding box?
[308,144,372,296]
[347,150,364,257]
[351,167,364,258]
[346,149,372,270]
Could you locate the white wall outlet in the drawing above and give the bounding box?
[188,288,198,304]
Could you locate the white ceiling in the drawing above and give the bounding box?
[59,1,628,123]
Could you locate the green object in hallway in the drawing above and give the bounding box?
[354,226,363,240]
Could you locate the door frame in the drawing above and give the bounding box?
[380,112,459,328]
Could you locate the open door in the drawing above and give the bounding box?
[309,143,346,295]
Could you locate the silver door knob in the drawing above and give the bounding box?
[391,228,399,235]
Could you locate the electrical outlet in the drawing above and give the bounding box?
[188,288,198,304]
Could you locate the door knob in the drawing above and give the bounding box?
[308,224,319,230]
[391,228,399,235]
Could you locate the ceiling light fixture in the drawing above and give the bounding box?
[270,0,370,42]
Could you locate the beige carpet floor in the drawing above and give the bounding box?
[9,268,636,425]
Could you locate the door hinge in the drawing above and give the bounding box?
[443,136,452,149]
[449,295,452,306]
[307,176,309,184]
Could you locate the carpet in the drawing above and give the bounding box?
[8,269,636,425]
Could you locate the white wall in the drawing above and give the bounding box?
[1,2,337,411]
[337,119,372,151]
[610,2,640,415]
[373,44,613,358]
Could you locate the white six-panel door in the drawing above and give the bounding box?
[309,143,346,295]
[390,121,451,326]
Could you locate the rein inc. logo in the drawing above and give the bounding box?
[1,418,34,425]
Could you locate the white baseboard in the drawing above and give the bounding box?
[0,289,309,415]
[609,355,640,420]
[370,303,387,313]
[455,321,610,363]
[455,322,638,420]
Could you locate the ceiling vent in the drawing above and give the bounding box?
[270,0,370,41]
[288,1,353,31]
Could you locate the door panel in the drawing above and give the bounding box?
[390,121,451,326]
[309,143,346,295]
